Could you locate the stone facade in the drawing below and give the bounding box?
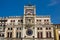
[0,5,58,40]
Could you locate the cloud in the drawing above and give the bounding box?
[48,0,58,6]
[48,1,57,6]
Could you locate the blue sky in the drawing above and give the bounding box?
[0,0,60,24]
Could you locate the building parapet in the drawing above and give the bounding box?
[0,16,23,19]
[36,15,50,18]
[8,16,22,18]
[24,5,35,8]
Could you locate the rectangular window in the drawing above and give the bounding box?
[37,32,43,38]
[49,32,51,38]
[16,32,18,38]
[37,32,39,38]
[40,32,42,38]
[46,32,52,38]
[19,32,21,38]
[46,32,48,38]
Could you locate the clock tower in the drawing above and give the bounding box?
[22,4,37,40]
[24,4,36,15]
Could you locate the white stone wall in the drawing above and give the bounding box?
[36,17,51,24]
[6,17,22,25]
[4,5,54,40]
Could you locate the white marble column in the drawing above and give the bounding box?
[43,28,46,38]
[35,27,37,38]
[4,27,8,38]
[51,27,54,38]
[13,27,16,38]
